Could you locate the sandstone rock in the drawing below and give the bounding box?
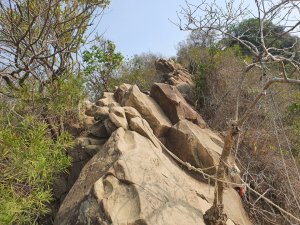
[55,128,251,225]
[129,117,160,148]
[150,83,207,128]
[203,128,224,148]
[122,85,172,137]
[172,69,195,86]
[155,59,193,86]
[114,83,132,103]
[55,129,124,225]
[155,59,195,104]
[66,139,106,193]
[155,58,177,74]
[76,138,107,158]
[84,104,98,117]
[108,106,128,130]
[123,106,141,120]
[96,92,120,107]
[166,120,223,174]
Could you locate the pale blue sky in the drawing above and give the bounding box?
[98,0,190,58]
[95,1,298,58]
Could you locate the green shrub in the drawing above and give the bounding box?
[0,117,72,225]
[83,38,124,100]
[117,53,161,91]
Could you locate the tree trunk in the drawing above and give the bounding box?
[203,123,238,225]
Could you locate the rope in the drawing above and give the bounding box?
[152,134,300,223]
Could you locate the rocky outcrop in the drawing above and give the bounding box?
[118,85,172,137]
[155,59,195,104]
[150,83,206,128]
[55,61,251,225]
[155,59,194,87]
[55,128,250,225]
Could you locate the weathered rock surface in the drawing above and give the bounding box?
[96,92,120,107]
[155,59,195,104]
[155,59,194,87]
[108,106,128,130]
[57,61,251,225]
[150,83,206,128]
[123,106,141,121]
[121,85,172,137]
[129,117,160,148]
[166,120,223,175]
[77,100,96,129]
[55,128,251,225]
[52,137,107,204]
[114,83,132,103]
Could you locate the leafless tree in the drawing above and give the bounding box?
[0,0,108,138]
[0,0,108,93]
[176,0,300,224]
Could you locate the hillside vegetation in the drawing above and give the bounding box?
[0,0,300,224]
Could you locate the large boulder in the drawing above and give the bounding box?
[166,120,223,175]
[120,85,172,137]
[150,83,206,128]
[54,129,124,225]
[129,117,160,148]
[55,128,251,225]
